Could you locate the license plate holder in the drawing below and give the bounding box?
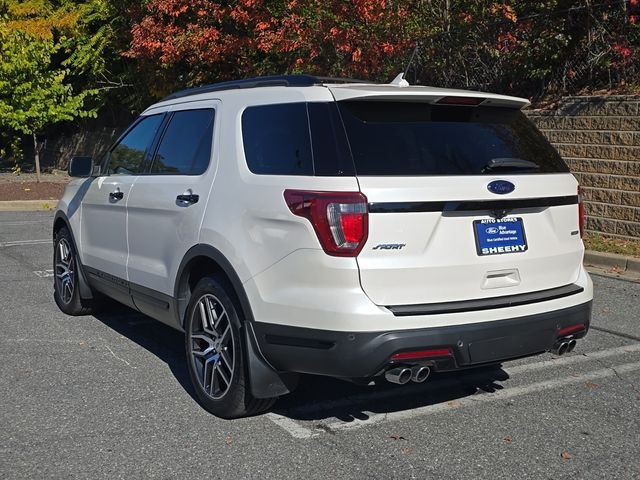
[474,217,528,256]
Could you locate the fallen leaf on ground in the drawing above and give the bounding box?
[503,436,513,444]
[447,400,459,407]
[561,451,572,460]
[225,436,233,445]
[585,381,599,389]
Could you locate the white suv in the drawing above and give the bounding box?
[54,75,593,418]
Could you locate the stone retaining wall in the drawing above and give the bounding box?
[527,96,640,240]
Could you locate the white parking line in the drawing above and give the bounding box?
[328,360,640,433]
[266,344,640,438]
[34,269,54,278]
[0,221,49,226]
[266,413,321,439]
[507,342,640,375]
[0,239,50,247]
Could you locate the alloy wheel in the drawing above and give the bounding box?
[55,238,75,304]
[188,294,235,399]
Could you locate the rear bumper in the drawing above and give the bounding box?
[253,300,592,378]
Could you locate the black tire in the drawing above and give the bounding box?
[53,227,94,316]
[184,276,276,418]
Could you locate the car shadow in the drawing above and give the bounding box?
[92,306,511,422]
[272,366,510,423]
[92,305,199,403]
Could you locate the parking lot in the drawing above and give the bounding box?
[1,210,639,479]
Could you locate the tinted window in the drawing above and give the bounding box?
[151,109,215,175]
[108,115,163,175]
[338,102,569,176]
[242,103,313,175]
[307,103,355,176]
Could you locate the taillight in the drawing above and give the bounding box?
[578,185,585,238]
[284,190,368,257]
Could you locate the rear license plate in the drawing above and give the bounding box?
[474,217,528,256]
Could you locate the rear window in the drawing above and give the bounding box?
[337,102,569,176]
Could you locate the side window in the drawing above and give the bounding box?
[108,115,163,175]
[307,103,355,176]
[241,103,313,175]
[151,109,215,175]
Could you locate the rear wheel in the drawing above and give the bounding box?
[53,227,93,316]
[185,276,275,418]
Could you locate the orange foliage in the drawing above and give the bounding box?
[126,0,410,82]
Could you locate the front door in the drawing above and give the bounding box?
[80,113,165,303]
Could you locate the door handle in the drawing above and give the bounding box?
[176,194,199,204]
[109,191,124,201]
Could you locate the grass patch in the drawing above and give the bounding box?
[583,233,640,258]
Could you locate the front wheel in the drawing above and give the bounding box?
[185,276,275,418]
[53,227,93,316]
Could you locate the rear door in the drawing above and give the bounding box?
[336,100,583,306]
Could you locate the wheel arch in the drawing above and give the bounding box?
[53,211,70,238]
[174,244,255,329]
[175,245,296,398]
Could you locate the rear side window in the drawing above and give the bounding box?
[108,114,163,175]
[307,103,355,176]
[242,103,313,175]
[337,102,569,176]
[151,109,215,175]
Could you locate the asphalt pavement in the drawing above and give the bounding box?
[1,211,639,479]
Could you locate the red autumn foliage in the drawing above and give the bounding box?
[126,0,411,87]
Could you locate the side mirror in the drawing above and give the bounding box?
[68,156,94,177]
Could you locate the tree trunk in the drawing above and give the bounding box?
[33,132,41,183]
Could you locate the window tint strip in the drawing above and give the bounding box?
[369,195,579,213]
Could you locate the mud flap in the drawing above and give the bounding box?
[244,323,298,399]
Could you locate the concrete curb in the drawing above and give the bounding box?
[0,200,58,212]
[584,250,640,275]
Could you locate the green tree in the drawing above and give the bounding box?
[0,29,97,180]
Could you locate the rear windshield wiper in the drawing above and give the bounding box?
[481,158,540,173]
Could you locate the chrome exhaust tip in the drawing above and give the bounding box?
[410,366,430,383]
[385,367,412,385]
[551,341,569,356]
[567,339,577,353]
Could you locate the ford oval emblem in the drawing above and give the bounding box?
[487,180,515,195]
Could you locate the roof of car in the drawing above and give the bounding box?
[148,74,530,111]
[160,75,368,101]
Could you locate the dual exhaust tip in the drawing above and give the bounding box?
[552,338,577,356]
[385,365,430,385]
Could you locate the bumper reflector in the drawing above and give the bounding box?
[391,348,453,361]
[558,323,586,337]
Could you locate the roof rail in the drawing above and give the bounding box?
[161,75,370,101]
